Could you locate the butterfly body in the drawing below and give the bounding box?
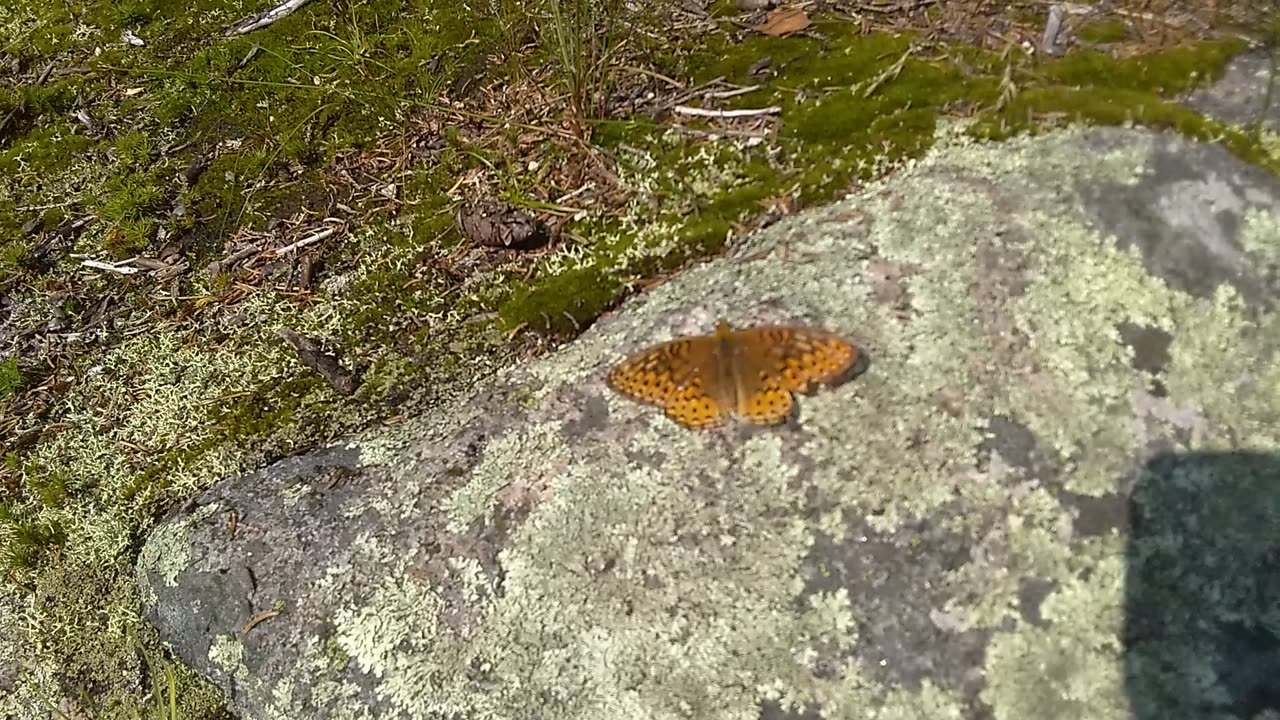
[607,319,859,429]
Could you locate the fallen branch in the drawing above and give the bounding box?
[206,244,261,282]
[224,0,314,36]
[278,327,359,396]
[667,125,775,140]
[671,105,781,118]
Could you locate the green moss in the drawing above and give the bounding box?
[0,505,65,575]
[971,87,1276,173]
[25,465,70,509]
[0,124,97,179]
[1036,38,1246,94]
[690,23,914,88]
[497,265,621,335]
[502,22,1246,341]
[1076,18,1132,44]
[0,358,20,399]
[209,374,324,445]
[0,240,28,274]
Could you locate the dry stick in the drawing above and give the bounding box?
[659,75,728,111]
[81,259,140,275]
[1040,3,1066,56]
[274,223,340,256]
[225,0,314,36]
[223,244,262,265]
[242,610,280,636]
[705,85,762,99]
[619,64,685,89]
[668,125,775,139]
[671,105,781,118]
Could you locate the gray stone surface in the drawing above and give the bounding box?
[137,124,1280,720]
[1183,48,1280,131]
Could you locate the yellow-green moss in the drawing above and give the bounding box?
[970,86,1277,173]
[1077,18,1132,44]
[0,358,21,399]
[1037,39,1245,94]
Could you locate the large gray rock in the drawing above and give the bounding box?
[137,124,1280,720]
[1183,48,1280,132]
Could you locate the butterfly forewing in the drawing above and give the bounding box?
[732,326,858,424]
[608,335,730,428]
[752,327,858,391]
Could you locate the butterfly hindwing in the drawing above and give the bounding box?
[665,383,727,428]
[738,380,795,425]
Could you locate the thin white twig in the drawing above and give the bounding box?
[671,105,781,118]
[81,259,140,275]
[704,85,762,100]
[274,225,339,256]
[225,0,315,36]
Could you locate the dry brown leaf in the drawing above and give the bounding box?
[756,7,811,36]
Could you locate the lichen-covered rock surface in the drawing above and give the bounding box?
[1184,47,1280,132]
[137,124,1280,720]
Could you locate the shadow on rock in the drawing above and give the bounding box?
[1124,450,1280,719]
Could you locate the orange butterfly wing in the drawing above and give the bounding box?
[734,326,858,425]
[607,336,729,429]
[608,322,859,429]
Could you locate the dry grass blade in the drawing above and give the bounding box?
[863,47,912,97]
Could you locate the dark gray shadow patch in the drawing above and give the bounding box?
[1116,322,1173,375]
[759,699,822,720]
[1124,450,1280,720]
[1117,321,1174,397]
[976,414,1060,484]
[800,518,990,714]
[1016,576,1058,628]
[1057,490,1129,538]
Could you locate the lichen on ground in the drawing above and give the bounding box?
[1,0,1277,715]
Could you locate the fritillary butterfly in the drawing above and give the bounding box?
[607,319,860,429]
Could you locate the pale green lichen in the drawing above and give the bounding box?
[140,121,1280,719]
[135,502,221,609]
[333,574,444,680]
[1241,205,1280,267]
[271,677,294,709]
[981,552,1128,720]
[1004,224,1176,496]
[209,633,245,676]
[1163,285,1280,450]
[443,422,568,534]
[279,481,313,509]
